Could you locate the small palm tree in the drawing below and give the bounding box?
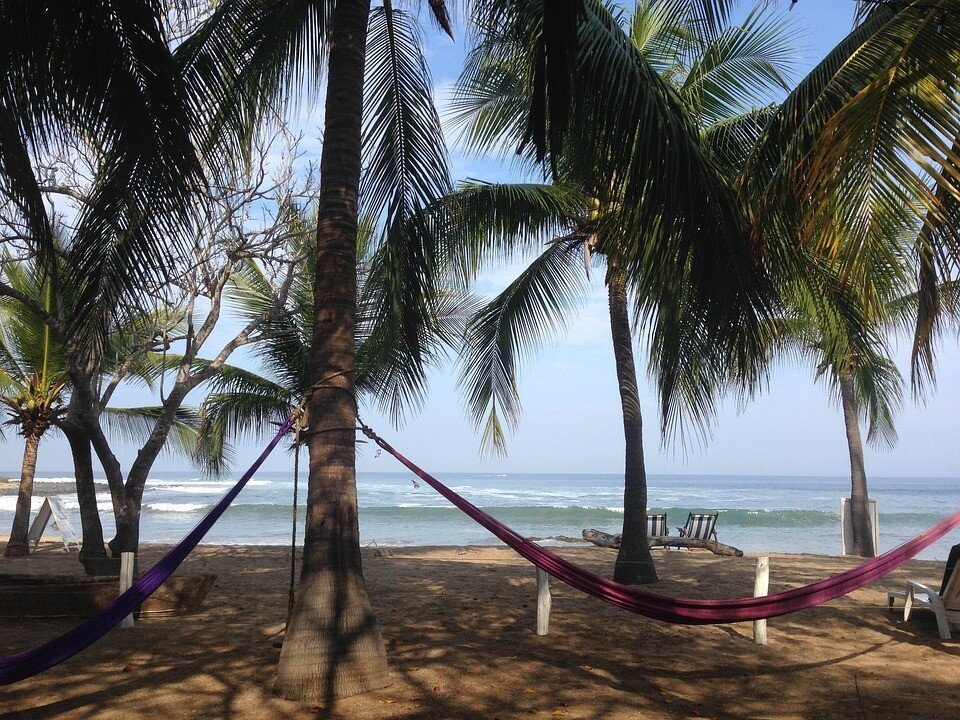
[0,261,68,557]
[770,284,908,558]
[191,213,476,471]
[448,0,795,583]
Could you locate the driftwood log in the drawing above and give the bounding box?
[582,529,744,557]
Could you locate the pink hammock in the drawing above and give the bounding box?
[364,428,960,624]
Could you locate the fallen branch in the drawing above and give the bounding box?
[582,529,744,557]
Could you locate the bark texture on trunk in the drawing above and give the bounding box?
[840,375,875,557]
[62,415,107,560]
[4,433,41,557]
[607,266,658,585]
[109,497,143,557]
[274,0,390,702]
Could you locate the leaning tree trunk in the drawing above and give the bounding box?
[274,0,390,702]
[607,266,658,584]
[4,433,41,558]
[62,397,107,560]
[840,375,875,557]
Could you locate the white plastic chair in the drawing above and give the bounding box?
[888,559,960,641]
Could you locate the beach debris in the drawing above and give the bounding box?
[582,529,744,557]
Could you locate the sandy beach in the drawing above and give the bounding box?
[1,542,957,719]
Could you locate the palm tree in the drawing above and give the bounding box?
[0,260,68,557]
[447,0,794,583]
[739,1,960,555]
[769,278,909,558]
[175,0,760,699]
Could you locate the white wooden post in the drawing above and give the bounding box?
[753,556,769,645]
[536,567,551,636]
[120,552,135,629]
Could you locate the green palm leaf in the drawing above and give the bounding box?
[459,238,587,455]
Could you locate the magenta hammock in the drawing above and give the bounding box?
[0,416,295,686]
[368,431,960,624]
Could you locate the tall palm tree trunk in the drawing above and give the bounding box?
[840,375,875,557]
[4,433,41,558]
[275,0,390,702]
[607,266,658,584]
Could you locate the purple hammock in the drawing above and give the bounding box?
[366,431,960,624]
[0,416,295,686]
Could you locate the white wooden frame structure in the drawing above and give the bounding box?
[26,496,80,553]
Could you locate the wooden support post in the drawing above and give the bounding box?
[120,552,135,629]
[536,567,551,636]
[753,556,769,645]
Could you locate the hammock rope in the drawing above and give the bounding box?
[358,422,960,625]
[0,415,296,686]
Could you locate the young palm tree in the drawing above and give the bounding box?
[769,280,909,558]
[186,215,476,475]
[175,0,759,699]
[0,261,68,557]
[447,0,794,583]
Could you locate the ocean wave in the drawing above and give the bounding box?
[147,502,210,513]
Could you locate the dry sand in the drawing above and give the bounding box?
[1,543,958,719]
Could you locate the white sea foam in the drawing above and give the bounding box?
[147,502,208,513]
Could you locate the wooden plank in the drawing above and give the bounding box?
[27,498,53,548]
[753,556,769,645]
[536,567,551,636]
[48,496,80,552]
[581,529,743,556]
[120,552,135,629]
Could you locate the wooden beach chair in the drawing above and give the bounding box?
[646,514,668,538]
[887,543,960,640]
[676,513,718,548]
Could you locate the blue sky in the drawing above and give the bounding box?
[7,0,960,480]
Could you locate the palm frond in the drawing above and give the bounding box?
[0,3,206,332]
[459,237,587,455]
[176,0,334,169]
[678,4,798,126]
[430,180,587,282]
[100,406,204,460]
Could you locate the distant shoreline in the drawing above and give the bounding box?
[0,479,75,497]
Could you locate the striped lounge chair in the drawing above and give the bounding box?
[677,513,718,546]
[646,514,668,538]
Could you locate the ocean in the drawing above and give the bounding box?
[3,471,959,560]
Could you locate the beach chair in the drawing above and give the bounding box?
[646,514,668,538]
[677,513,718,545]
[887,543,960,640]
